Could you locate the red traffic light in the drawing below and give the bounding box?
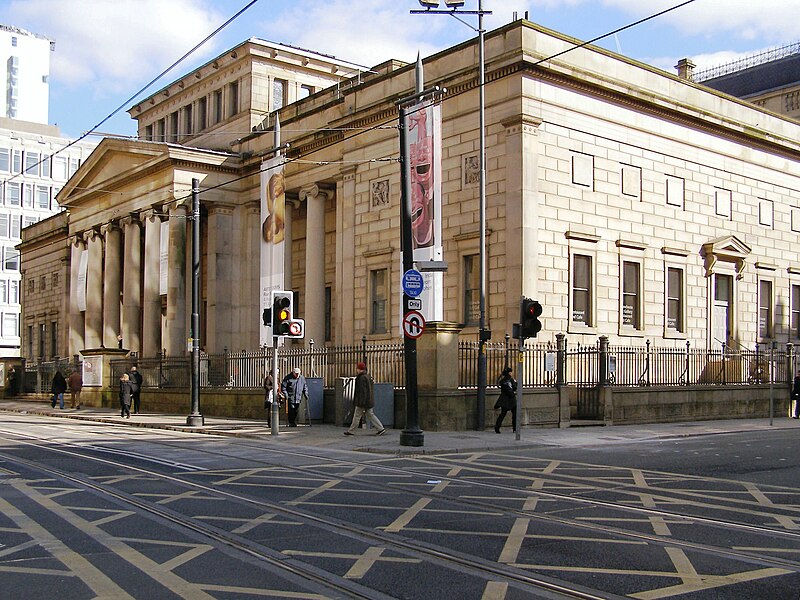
[520,297,543,338]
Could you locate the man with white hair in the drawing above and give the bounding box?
[280,367,308,427]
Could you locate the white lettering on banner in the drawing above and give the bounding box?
[76,249,88,312]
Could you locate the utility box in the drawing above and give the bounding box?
[335,377,393,429]
[335,377,356,427]
[373,383,394,429]
[304,377,324,422]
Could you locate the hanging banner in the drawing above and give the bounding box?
[76,248,88,312]
[260,155,286,346]
[407,99,443,322]
[159,220,169,296]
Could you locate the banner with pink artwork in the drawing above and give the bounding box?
[260,156,286,346]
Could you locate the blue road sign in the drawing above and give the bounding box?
[402,269,424,298]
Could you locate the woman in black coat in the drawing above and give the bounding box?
[51,370,67,409]
[494,367,517,433]
[119,373,134,419]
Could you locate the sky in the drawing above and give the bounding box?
[1,0,799,140]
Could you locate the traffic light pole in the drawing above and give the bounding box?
[271,336,280,435]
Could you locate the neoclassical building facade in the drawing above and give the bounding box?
[22,21,800,361]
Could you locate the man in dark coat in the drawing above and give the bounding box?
[494,366,517,433]
[51,370,67,409]
[129,366,143,414]
[280,367,308,427]
[344,362,385,436]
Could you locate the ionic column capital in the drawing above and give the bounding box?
[299,184,332,203]
[141,208,166,224]
[100,221,122,236]
[83,228,101,243]
[119,214,141,228]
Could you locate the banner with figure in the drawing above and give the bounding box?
[260,155,286,346]
[406,99,443,321]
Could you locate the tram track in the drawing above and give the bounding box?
[0,426,613,600]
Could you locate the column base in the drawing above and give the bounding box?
[186,414,205,427]
[400,428,424,447]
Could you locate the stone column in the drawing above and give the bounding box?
[335,168,356,343]
[300,184,329,346]
[83,228,103,348]
[121,215,142,354]
[284,194,299,287]
[142,209,163,357]
[244,201,260,350]
[68,235,85,356]
[206,203,234,352]
[101,222,122,349]
[166,202,188,355]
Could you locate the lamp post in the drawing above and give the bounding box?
[412,0,491,430]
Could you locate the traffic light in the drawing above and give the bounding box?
[520,297,543,338]
[270,290,305,338]
[262,307,271,327]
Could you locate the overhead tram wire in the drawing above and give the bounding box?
[1,0,261,188]
[176,0,699,202]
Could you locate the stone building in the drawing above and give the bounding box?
[27,20,800,365]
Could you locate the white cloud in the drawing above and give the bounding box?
[4,0,226,98]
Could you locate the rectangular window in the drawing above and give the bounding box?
[0,214,8,238]
[38,323,45,358]
[0,280,7,303]
[41,154,51,178]
[52,156,67,180]
[51,321,57,357]
[622,261,640,329]
[36,185,49,209]
[667,267,684,333]
[715,189,732,218]
[7,182,19,206]
[144,124,153,141]
[10,280,19,303]
[370,268,387,334]
[793,284,800,338]
[759,279,773,338]
[11,215,20,239]
[69,158,80,177]
[24,151,39,176]
[272,78,286,111]
[157,118,166,142]
[572,254,592,326]
[3,313,17,338]
[23,215,37,228]
[22,183,33,208]
[27,324,32,358]
[4,248,18,271]
[228,81,239,118]
[12,150,21,174]
[463,254,479,326]
[0,148,10,172]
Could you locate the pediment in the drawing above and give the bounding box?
[701,235,751,279]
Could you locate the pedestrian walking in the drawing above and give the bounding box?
[129,366,143,414]
[263,370,276,427]
[344,362,385,436]
[792,370,800,419]
[7,366,17,397]
[119,373,134,418]
[68,368,83,409]
[50,370,67,409]
[494,366,517,433]
[280,367,308,427]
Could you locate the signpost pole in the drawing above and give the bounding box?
[399,103,423,447]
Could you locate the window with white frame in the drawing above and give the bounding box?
[0,214,8,238]
[52,156,67,180]
[759,279,773,338]
[12,150,21,174]
[3,313,17,338]
[792,283,800,339]
[41,154,50,178]
[35,185,48,209]
[10,280,18,303]
[759,199,774,228]
[666,267,684,333]
[571,254,593,327]
[0,148,10,172]
[22,183,33,208]
[463,254,479,326]
[10,215,20,239]
[23,215,37,228]
[69,158,80,177]
[6,183,19,206]
[370,268,388,334]
[24,151,39,176]
[621,260,641,330]
[0,279,7,303]
[4,248,18,271]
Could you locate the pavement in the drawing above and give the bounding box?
[1,398,799,455]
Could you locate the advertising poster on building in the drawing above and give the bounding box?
[260,155,286,347]
[406,99,443,322]
[77,248,88,312]
[82,355,102,387]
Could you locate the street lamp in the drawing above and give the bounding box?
[412,0,491,430]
